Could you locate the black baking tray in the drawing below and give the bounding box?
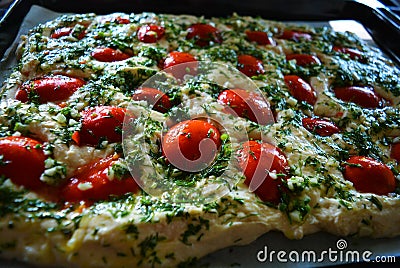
[0,0,399,65]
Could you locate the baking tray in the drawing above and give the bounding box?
[0,1,399,267]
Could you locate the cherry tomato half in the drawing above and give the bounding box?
[162,51,197,80]
[51,26,86,40]
[302,117,340,136]
[283,75,317,105]
[333,86,381,108]
[162,51,197,69]
[279,30,312,42]
[15,75,86,104]
[286,54,321,66]
[132,87,172,113]
[343,156,396,195]
[217,88,274,125]
[77,106,126,146]
[0,136,46,190]
[237,54,265,77]
[114,17,130,24]
[91,47,131,62]
[333,46,366,62]
[237,140,289,204]
[245,30,276,46]
[186,23,222,47]
[61,155,139,202]
[162,119,221,172]
[51,27,73,39]
[137,24,165,43]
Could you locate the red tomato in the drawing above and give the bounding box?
[15,75,86,104]
[132,87,172,113]
[77,106,126,146]
[51,26,85,40]
[283,75,317,105]
[217,89,274,125]
[390,143,400,163]
[343,156,396,195]
[279,30,312,42]
[0,136,46,190]
[302,117,340,136]
[237,54,265,77]
[237,141,289,203]
[137,24,165,43]
[162,51,197,79]
[114,17,130,24]
[162,119,221,172]
[333,46,365,62]
[91,47,131,62]
[286,54,321,66]
[51,27,73,39]
[162,51,197,69]
[61,156,139,202]
[103,16,130,24]
[333,86,381,108]
[186,23,222,47]
[245,30,276,46]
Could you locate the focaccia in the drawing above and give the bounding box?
[0,11,400,267]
